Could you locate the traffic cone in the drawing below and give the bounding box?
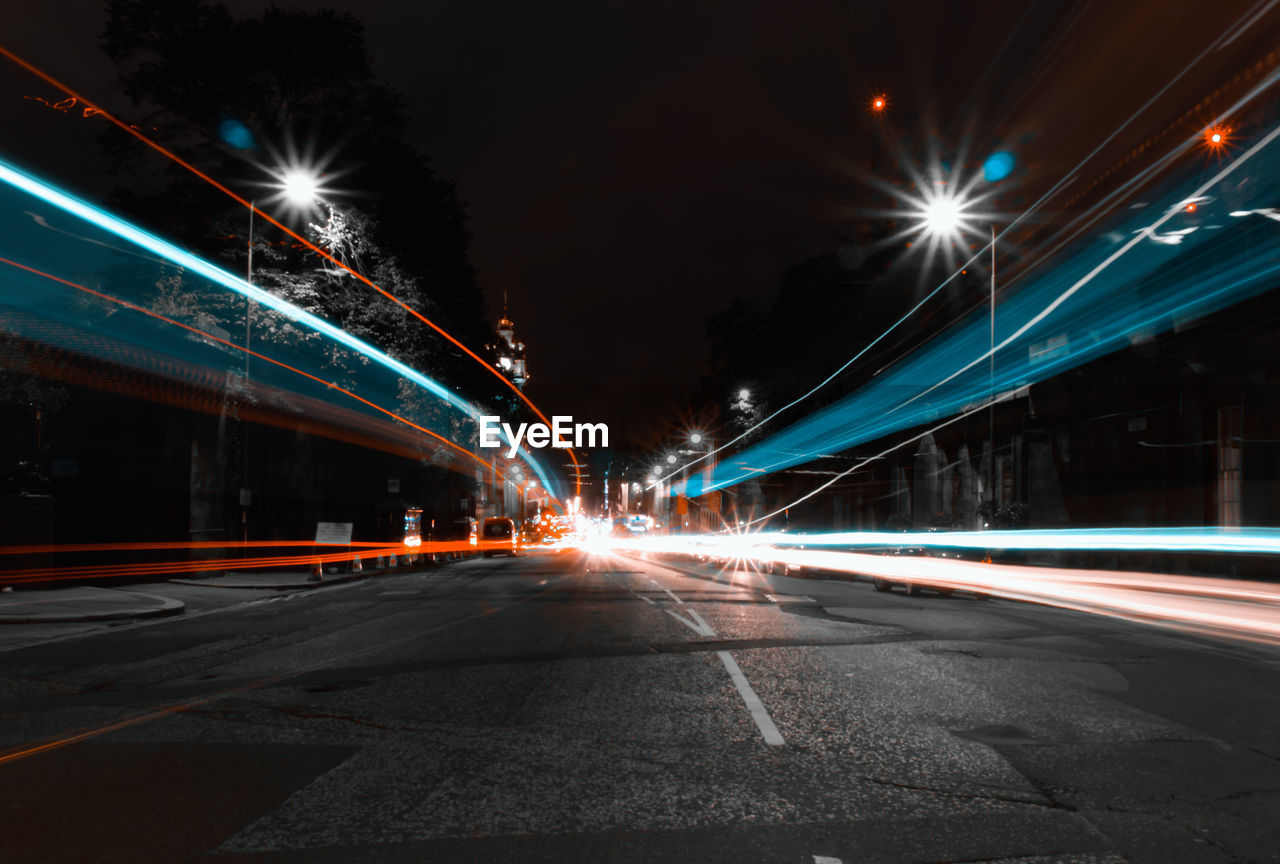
[352,555,362,573]
[310,559,323,581]
[375,554,385,569]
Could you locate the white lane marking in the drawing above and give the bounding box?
[766,594,815,603]
[379,590,418,596]
[718,650,785,746]
[813,857,843,864]
[686,608,713,632]
[641,595,657,606]
[627,559,784,747]
[664,608,716,636]
[664,588,684,605]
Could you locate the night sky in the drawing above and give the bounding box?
[3,0,1272,443]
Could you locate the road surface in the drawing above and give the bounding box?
[2,548,1279,863]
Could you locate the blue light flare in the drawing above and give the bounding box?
[983,151,1015,182]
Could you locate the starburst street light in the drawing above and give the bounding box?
[1204,125,1230,153]
[869,149,1000,279]
[281,169,321,207]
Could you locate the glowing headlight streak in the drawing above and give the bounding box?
[0,162,559,496]
[594,532,1280,647]
[0,46,581,496]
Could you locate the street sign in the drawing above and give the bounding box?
[315,522,353,544]
[388,479,400,493]
[239,488,252,506]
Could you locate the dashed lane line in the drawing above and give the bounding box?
[622,567,786,747]
[718,650,785,746]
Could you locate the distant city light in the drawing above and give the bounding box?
[1204,126,1230,150]
[871,95,887,113]
[689,431,703,445]
[738,388,751,401]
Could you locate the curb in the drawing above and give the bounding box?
[0,591,186,625]
[167,570,376,590]
[167,561,439,590]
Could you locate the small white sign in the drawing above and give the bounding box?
[315,522,353,544]
[388,479,400,493]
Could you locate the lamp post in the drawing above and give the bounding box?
[911,181,999,526]
[240,168,324,542]
[679,430,714,532]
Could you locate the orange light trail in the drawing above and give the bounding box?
[0,540,530,585]
[0,45,581,494]
[0,255,518,483]
[0,328,500,475]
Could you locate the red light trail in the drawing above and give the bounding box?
[0,45,581,495]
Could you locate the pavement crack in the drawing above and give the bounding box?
[861,775,1065,811]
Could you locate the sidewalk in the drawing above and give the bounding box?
[0,558,426,627]
[169,567,376,590]
[0,585,185,624]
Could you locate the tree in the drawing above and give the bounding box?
[99,0,493,395]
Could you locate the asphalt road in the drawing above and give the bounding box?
[2,548,1279,863]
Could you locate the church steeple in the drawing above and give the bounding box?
[488,291,527,388]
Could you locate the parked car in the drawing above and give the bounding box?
[871,544,987,597]
[482,517,518,557]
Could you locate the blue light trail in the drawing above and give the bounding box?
[0,158,562,497]
[675,122,1280,501]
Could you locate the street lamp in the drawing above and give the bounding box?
[281,170,320,207]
